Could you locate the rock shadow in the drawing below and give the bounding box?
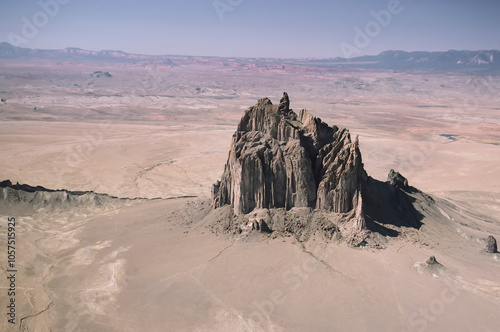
[362,177,425,237]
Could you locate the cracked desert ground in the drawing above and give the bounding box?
[1,59,500,331]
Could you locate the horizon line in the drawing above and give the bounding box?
[1,41,500,61]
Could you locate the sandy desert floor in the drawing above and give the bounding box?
[0,59,499,331]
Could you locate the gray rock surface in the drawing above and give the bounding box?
[387,169,409,190]
[486,235,497,253]
[250,219,271,233]
[213,93,366,215]
[426,256,441,265]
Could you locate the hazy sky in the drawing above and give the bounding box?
[0,0,499,58]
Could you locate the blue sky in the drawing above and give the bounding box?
[0,0,499,58]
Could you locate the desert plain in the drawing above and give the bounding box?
[1,56,500,331]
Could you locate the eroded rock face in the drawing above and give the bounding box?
[213,93,366,215]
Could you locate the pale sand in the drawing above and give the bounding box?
[0,61,499,331]
[2,196,499,331]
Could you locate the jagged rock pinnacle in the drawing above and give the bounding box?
[278,92,290,114]
[212,93,366,216]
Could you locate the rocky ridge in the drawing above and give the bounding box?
[0,179,182,216]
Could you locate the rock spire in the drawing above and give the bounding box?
[212,93,366,215]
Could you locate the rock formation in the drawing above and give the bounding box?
[212,92,366,215]
[486,235,497,253]
[91,71,112,78]
[387,169,408,190]
[0,179,119,215]
[426,256,441,266]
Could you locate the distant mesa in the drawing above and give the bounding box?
[91,71,112,78]
[212,93,426,245]
[0,42,498,72]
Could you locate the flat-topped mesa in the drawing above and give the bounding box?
[213,92,366,215]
